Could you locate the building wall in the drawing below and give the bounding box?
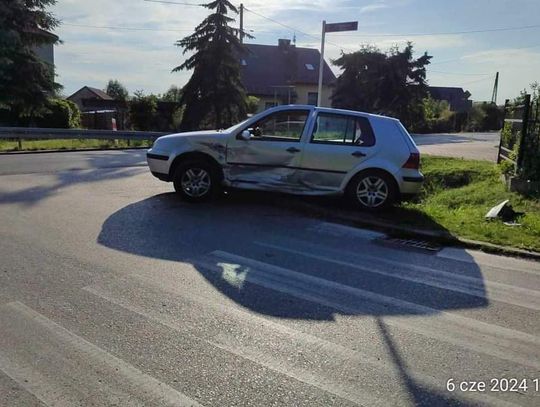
[251,84,334,112]
[67,88,98,111]
[294,84,333,107]
[31,43,55,82]
[32,43,54,66]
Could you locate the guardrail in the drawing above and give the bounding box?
[0,127,170,150]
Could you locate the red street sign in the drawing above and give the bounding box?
[325,21,358,33]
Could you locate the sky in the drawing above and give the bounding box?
[50,0,540,103]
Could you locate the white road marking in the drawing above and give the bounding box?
[197,251,540,369]
[83,283,517,407]
[437,247,540,275]
[0,302,202,407]
[308,221,386,240]
[255,241,540,311]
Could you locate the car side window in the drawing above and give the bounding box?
[311,113,375,147]
[250,110,309,142]
[353,116,376,147]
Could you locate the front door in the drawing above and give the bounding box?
[226,109,311,189]
[298,112,377,191]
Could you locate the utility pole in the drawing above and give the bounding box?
[316,20,326,107]
[491,71,499,104]
[239,3,244,44]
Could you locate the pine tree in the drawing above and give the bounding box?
[174,0,248,130]
[0,0,61,123]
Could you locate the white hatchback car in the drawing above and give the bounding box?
[147,105,423,210]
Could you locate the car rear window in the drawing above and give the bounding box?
[311,113,375,146]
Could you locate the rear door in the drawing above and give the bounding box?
[297,112,378,191]
[226,109,311,189]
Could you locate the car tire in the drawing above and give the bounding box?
[173,160,220,202]
[346,170,397,210]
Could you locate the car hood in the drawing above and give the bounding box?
[157,130,230,142]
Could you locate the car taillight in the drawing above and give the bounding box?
[402,152,420,169]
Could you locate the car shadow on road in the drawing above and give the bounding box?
[97,192,489,406]
[97,191,487,319]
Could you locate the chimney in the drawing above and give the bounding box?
[278,39,291,50]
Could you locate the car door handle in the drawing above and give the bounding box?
[286,147,301,153]
[351,151,366,157]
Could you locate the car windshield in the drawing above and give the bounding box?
[225,118,250,132]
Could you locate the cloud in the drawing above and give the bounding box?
[48,0,540,102]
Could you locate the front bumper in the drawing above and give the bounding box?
[147,150,170,181]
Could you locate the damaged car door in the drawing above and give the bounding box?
[225,109,311,190]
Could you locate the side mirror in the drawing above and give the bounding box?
[238,130,252,140]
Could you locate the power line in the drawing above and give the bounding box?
[431,43,540,65]
[143,0,204,6]
[327,23,540,38]
[243,6,352,51]
[429,70,491,76]
[460,76,494,86]
[62,22,193,32]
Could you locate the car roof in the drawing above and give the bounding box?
[269,104,398,122]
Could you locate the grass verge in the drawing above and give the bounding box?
[0,138,152,152]
[381,156,540,252]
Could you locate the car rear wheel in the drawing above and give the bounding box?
[347,170,397,210]
[173,160,219,202]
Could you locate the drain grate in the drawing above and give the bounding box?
[377,237,441,252]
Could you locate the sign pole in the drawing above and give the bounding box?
[317,20,326,107]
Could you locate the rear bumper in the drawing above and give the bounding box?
[399,173,424,194]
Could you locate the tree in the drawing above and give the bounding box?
[129,91,158,131]
[246,96,260,114]
[0,0,61,123]
[105,79,129,101]
[174,0,249,130]
[162,85,183,103]
[331,43,431,130]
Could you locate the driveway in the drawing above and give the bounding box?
[412,132,500,161]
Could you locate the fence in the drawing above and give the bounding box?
[0,127,169,150]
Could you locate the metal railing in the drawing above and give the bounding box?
[0,127,169,150]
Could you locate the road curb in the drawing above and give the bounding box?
[277,197,540,262]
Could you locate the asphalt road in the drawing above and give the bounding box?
[1,150,539,407]
[412,132,500,161]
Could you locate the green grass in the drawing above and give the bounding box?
[0,139,152,152]
[382,156,540,252]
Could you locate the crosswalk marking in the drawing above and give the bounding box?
[437,247,540,275]
[0,302,202,407]
[84,285,387,406]
[83,283,519,407]
[196,251,540,369]
[255,240,540,311]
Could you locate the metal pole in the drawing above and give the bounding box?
[317,20,326,107]
[239,3,244,44]
[516,94,531,170]
[496,99,509,164]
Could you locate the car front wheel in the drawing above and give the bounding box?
[173,160,219,202]
[347,170,397,210]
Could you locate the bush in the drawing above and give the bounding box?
[36,98,81,128]
[246,96,260,114]
[129,92,158,131]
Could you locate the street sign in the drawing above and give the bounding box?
[325,21,358,33]
[317,20,358,107]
